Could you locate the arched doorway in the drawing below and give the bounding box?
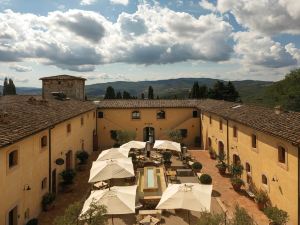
[218,141,224,156]
[143,127,155,143]
[233,154,241,165]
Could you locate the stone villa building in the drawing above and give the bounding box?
[0,75,299,225]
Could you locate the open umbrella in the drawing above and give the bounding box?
[97,147,130,161]
[156,183,213,224]
[81,185,137,224]
[121,141,146,150]
[88,158,134,183]
[153,140,181,152]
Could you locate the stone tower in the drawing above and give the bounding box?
[40,75,86,100]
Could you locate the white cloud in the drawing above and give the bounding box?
[111,0,129,6]
[9,64,32,72]
[80,0,97,6]
[234,31,297,68]
[199,0,217,12]
[217,0,300,35]
[0,5,234,71]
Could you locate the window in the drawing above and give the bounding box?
[278,146,286,164]
[8,150,18,168]
[67,124,71,133]
[98,111,104,118]
[180,129,188,138]
[157,110,165,119]
[193,110,198,118]
[251,134,257,148]
[41,177,47,190]
[132,111,140,119]
[233,126,238,138]
[245,163,252,184]
[41,136,47,148]
[208,137,212,148]
[245,163,251,173]
[262,174,268,185]
[209,116,212,124]
[219,120,223,131]
[81,117,84,126]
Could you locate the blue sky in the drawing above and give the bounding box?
[0,0,300,87]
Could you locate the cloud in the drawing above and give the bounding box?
[199,0,217,12]
[80,0,97,6]
[217,0,300,35]
[9,64,32,72]
[111,0,129,6]
[234,32,297,68]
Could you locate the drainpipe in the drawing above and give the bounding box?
[226,119,230,165]
[199,110,202,149]
[298,146,300,225]
[48,127,52,192]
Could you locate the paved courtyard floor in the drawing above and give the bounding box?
[190,150,269,225]
[38,149,269,225]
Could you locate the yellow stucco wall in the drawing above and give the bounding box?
[202,112,299,225]
[97,108,201,150]
[0,109,96,225]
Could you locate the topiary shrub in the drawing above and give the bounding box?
[76,150,89,164]
[162,151,172,163]
[192,162,203,172]
[264,206,289,225]
[42,193,55,211]
[200,174,212,185]
[60,169,76,185]
[26,218,38,225]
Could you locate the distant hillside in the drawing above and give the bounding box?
[85,78,273,101]
[244,69,300,112]
[0,85,41,95]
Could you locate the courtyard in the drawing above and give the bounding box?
[38,147,269,225]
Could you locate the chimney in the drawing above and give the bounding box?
[274,105,284,115]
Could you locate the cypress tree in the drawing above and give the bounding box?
[141,93,145,99]
[8,78,16,95]
[104,86,116,99]
[116,91,122,99]
[225,81,239,102]
[191,82,200,98]
[3,77,8,96]
[122,91,131,99]
[148,86,154,99]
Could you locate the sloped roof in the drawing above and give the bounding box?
[40,75,86,80]
[0,96,95,148]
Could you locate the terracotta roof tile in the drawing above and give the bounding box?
[0,96,95,148]
[39,75,86,80]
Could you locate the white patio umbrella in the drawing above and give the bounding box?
[80,185,137,224]
[88,158,134,183]
[97,147,130,161]
[153,140,181,152]
[156,183,213,224]
[121,141,146,150]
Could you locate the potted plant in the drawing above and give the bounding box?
[26,218,38,225]
[216,152,227,175]
[42,193,55,211]
[230,177,244,192]
[209,149,217,159]
[192,162,203,173]
[229,163,244,177]
[76,150,89,171]
[60,169,76,192]
[264,206,289,225]
[255,190,269,211]
[162,151,172,168]
[199,174,212,185]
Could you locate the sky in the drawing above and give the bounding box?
[0,0,300,87]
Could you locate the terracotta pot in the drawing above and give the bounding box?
[218,167,226,175]
[232,183,242,192]
[257,202,265,211]
[209,153,216,160]
[43,202,54,211]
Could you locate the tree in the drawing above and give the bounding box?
[122,91,131,99]
[115,130,136,145]
[190,82,200,99]
[141,93,145,99]
[3,77,16,96]
[197,212,225,225]
[3,77,8,96]
[53,201,107,225]
[104,86,115,99]
[168,130,183,143]
[230,205,255,225]
[199,85,208,99]
[116,91,122,99]
[148,86,154,99]
[225,81,239,102]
